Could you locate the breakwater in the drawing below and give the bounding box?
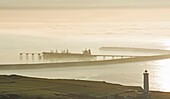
[0,54,170,70]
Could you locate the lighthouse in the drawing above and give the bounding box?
[143,70,149,95]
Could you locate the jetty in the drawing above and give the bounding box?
[99,47,170,54]
[1,49,170,70]
[1,54,170,70]
[19,49,139,61]
[19,53,42,60]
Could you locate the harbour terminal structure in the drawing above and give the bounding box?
[19,49,136,62]
[42,49,93,61]
[1,48,170,70]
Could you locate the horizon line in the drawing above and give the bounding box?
[1,6,170,10]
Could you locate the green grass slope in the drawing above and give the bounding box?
[0,75,142,99]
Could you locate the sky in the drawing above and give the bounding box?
[0,0,170,57]
[1,0,170,40]
[0,0,170,9]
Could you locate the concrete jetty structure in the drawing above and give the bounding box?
[1,49,169,70]
[20,53,42,61]
[19,49,141,62]
[41,49,138,61]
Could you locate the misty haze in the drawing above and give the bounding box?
[1,0,170,99]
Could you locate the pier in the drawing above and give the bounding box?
[20,53,139,61]
[20,53,42,60]
[0,54,170,70]
[92,55,139,60]
[19,49,141,62]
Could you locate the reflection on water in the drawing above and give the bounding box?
[153,59,170,92]
[1,21,170,92]
[1,59,170,92]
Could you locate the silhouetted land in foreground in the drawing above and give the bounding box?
[0,75,169,99]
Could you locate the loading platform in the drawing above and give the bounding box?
[19,52,140,61]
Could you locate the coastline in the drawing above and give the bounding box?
[0,54,170,70]
[0,75,169,99]
[99,47,170,53]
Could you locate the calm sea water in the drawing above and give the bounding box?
[0,9,170,92]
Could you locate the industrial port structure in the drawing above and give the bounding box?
[19,49,137,61]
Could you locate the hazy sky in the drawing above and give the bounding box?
[1,0,170,8]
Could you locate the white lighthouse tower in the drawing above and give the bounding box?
[143,70,149,95]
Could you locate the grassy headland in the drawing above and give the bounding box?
[0,75,169,99]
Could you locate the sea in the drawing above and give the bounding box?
[0,9,170,92]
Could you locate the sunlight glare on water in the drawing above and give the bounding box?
[1,9,170,92]
[154,59,170,92]
[162,40,170,50]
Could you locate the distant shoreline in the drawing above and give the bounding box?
[0,54,170,70]
[99,47,170,53]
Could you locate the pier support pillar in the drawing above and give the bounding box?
[20,53,23,60]
[32,53,34,61]
[103,56,106,60]
[26,53,29,60]
[38,54,42,60]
